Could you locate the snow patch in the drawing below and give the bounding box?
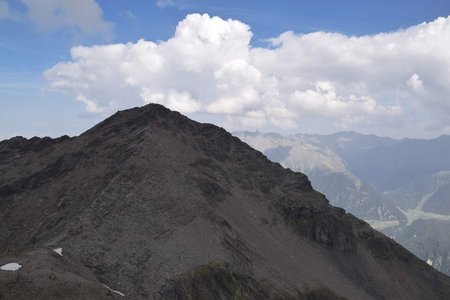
[427,259,433,266]
[1,262,22,271]
[53,247,63,256]
[104,285,125,297]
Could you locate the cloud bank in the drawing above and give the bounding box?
[45,14,450,137]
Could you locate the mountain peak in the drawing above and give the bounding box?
[83,103,187,135]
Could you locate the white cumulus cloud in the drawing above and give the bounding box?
[45,13,450,137]
[407,73,424,94]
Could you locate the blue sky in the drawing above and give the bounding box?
[1,0,450,140]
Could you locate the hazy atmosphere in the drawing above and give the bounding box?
[2,0,450,139]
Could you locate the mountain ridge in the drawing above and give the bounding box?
[1,104,450,299]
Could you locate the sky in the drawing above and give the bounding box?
[1,0,450,140]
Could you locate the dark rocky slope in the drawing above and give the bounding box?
[1,104,450,299]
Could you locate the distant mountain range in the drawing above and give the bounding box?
[1,105,450,299]
[236,131,450,275]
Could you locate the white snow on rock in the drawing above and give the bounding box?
[1,263,22,271]
[427,259,433,266]
[53,247,63,256]
[104,284,125,297]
